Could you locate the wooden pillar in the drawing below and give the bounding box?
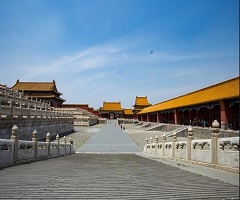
[147,114,149,122]
[157,112,160,123]
[219,100,230,129]
[208,107,212,127]
[174,109,178,125]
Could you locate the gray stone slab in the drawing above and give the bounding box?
[76,120,141,153]
[0,154,238,199]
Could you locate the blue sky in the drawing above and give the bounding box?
[0,0,239,109]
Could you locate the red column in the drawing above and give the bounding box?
[219,100,230,129]
[208,108,211,127]
[174,109,178,125]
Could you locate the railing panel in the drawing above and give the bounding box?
[156,143,163,156]
[164,142,173,157]
[149,143,156,155]
[18,140,34,160]
[218,137,239,168]
[50,142,58,157]
[59,144,66,156]
[0,139,14,166]
[175,141,187,159]
[37,142,48,158]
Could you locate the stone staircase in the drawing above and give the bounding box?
[166,126,188,137]
[145,123,163,131]
[0,153,239,199]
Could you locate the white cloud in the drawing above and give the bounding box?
[0,32,238,109]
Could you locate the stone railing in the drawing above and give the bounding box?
[0,84,72,118]
[117,118,139,124]
[61,108,99,126]
[143,120,239,173]
[0,125,74,169]
[98,118,107,124]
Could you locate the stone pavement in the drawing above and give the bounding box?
[0,120,239,199]
[0,154,239,199]
[76,120,141,153]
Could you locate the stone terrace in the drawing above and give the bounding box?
[0,121,239,199]
[0,154,239,199]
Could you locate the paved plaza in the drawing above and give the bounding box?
[76,120,141,153]
[0,120,239,199]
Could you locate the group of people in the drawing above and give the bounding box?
[191,118,209,127]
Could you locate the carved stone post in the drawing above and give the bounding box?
[187,126,194,160]
[32,129,38,159]
[68,137,72,154]
[63,136,66,155]
[34,103,37,117]
[56,134,60,156]
[39,103,42,117]
[211,120,220,165]
[13,91,16,104]
[150,137,152,144]
[155,135,158,155]
[11,125,18,163]
[27,101,30,116]
[162,132,166,157]
[0,99,2,114]
[143,138,148,154]
[46,132,51,157]
[20,102,23,116]
[9,100,13,116]
[172,130,177,158]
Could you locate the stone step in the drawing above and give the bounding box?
[0,154,238,199]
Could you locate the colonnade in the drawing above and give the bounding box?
[138,99,239,130]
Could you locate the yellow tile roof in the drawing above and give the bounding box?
[100,101,124,111]
[138,77,240,115]
[133,96,151,106]
[12,80,61,94]
[124,109,134,115]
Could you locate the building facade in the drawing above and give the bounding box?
[138,77,239,130]
[132,96,151,118]
[123,109,134,119]
[12,80,65,107]
[99,101,124,119]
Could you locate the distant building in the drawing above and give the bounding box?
[138,77,239,130]
[123,109,134,119]
[99,101,124,119]
[12,80,65,107]
[132,96,151,118]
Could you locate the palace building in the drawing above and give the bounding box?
[137,77,239,130]
[99,101,124,119]
[132,96,151,118]
[123,109,134,119]
[12,80,65,107]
